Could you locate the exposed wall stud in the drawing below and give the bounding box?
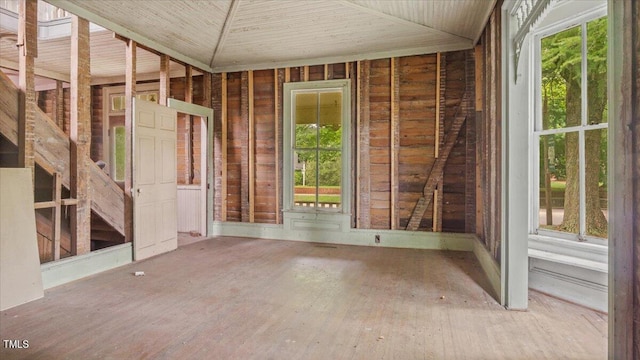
[17,0,37,179]
[248,70,255,223]
[124,39,136,243]
[390,58,399,230]
[69,15,91,255]
[221,72,228,221]
[159,54,170,105]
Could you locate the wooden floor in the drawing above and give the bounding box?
[1,237,607,359]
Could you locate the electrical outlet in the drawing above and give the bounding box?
[375,234,380,244]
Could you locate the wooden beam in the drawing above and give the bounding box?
[345,63,350,79]
[303,66,309,81]
[274,69,280,224]
[17,0,37,178]
[355,61,360,227]
[69,15,91,255]
[54,80,64,130]
[435,53,446,232]
[406,93,470,231]
[435,53,441,158]
[390,58,399,230]
[358,60,371,229]
[209,0,240,68]
[240,71,250,222]
[52,172,61,260]
[285,68,291,83]
[475,42,485,237]
[124,39,136,243]
[609,0,639,358]
[221,73,228,221]
[185,65,193,104]
[202,72,212,108]
[159,54,170,106]
[248,70,255,223]
[324,64,329,80]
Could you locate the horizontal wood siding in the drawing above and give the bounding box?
[212,52,475,234]
[398,54,437,229]
[253,70,277,224]
[475,7,502,262]
[442,50,471,232]
[368,59,392,230]
[226,73,243,222]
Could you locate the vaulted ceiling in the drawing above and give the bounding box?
[0,0,496,85]
[47,0,495,72]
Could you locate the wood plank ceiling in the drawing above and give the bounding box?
[1,0,496,81]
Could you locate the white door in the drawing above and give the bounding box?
[133,99,178,261]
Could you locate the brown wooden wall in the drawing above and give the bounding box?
[474,6,502,262]
[60,75,206,182]
[213,52,476,233]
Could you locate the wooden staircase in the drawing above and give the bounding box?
[0,70,125,244]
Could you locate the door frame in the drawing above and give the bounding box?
[167,99,214,237]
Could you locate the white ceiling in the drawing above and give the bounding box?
[1,0,495,83]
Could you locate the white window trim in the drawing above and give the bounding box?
[102,83,159,181]
[530,4,608,245]
[516,0,609,311]
[283,79,351,217]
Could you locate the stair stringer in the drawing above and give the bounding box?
[0,71,124,236]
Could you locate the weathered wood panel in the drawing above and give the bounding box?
[369,59,391,229]
[475,7,502,262]
[610,0,639,358]
[212,73,224,222]
[253,70,277,224]
[398,54,437,229]
[211,54,475,234]
[226,72,243,222]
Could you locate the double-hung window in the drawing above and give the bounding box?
[283,80,350,214]
[533,11,608,243]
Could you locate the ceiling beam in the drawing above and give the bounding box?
[209,0,241,68]
[338,0,474,42]
[45,0,213,73]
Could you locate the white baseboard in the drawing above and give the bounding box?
[210,221,475,251]
[41,243,132,289]
[528,257,608,312]
[472,236,501,302]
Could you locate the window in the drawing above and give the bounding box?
[103,86,158,182]
[534,14,608,243]
[112,126,125,181]
[284,80,350,213]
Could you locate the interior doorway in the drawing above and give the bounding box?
[176,113,207,237]
[168,99,214,237]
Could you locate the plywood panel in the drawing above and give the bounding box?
[0,168,44,311]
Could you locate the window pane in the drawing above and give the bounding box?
[293,150,316,207]
[585,129,608,238]
[318,150,341,209]
[538,133,579,234]
[587,17,608,125]
[295,92,318,149]
[541,25,582,130]
[318,92,342,149]
[114,126,125,181]
[111,95,125,111]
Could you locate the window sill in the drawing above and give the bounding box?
[528,234,608,267]
[283,211,351,233]
[528,234,608,312]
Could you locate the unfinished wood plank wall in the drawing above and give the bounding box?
[610,0,639,358]
[475,6,502,262]
[214,52,475,233]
